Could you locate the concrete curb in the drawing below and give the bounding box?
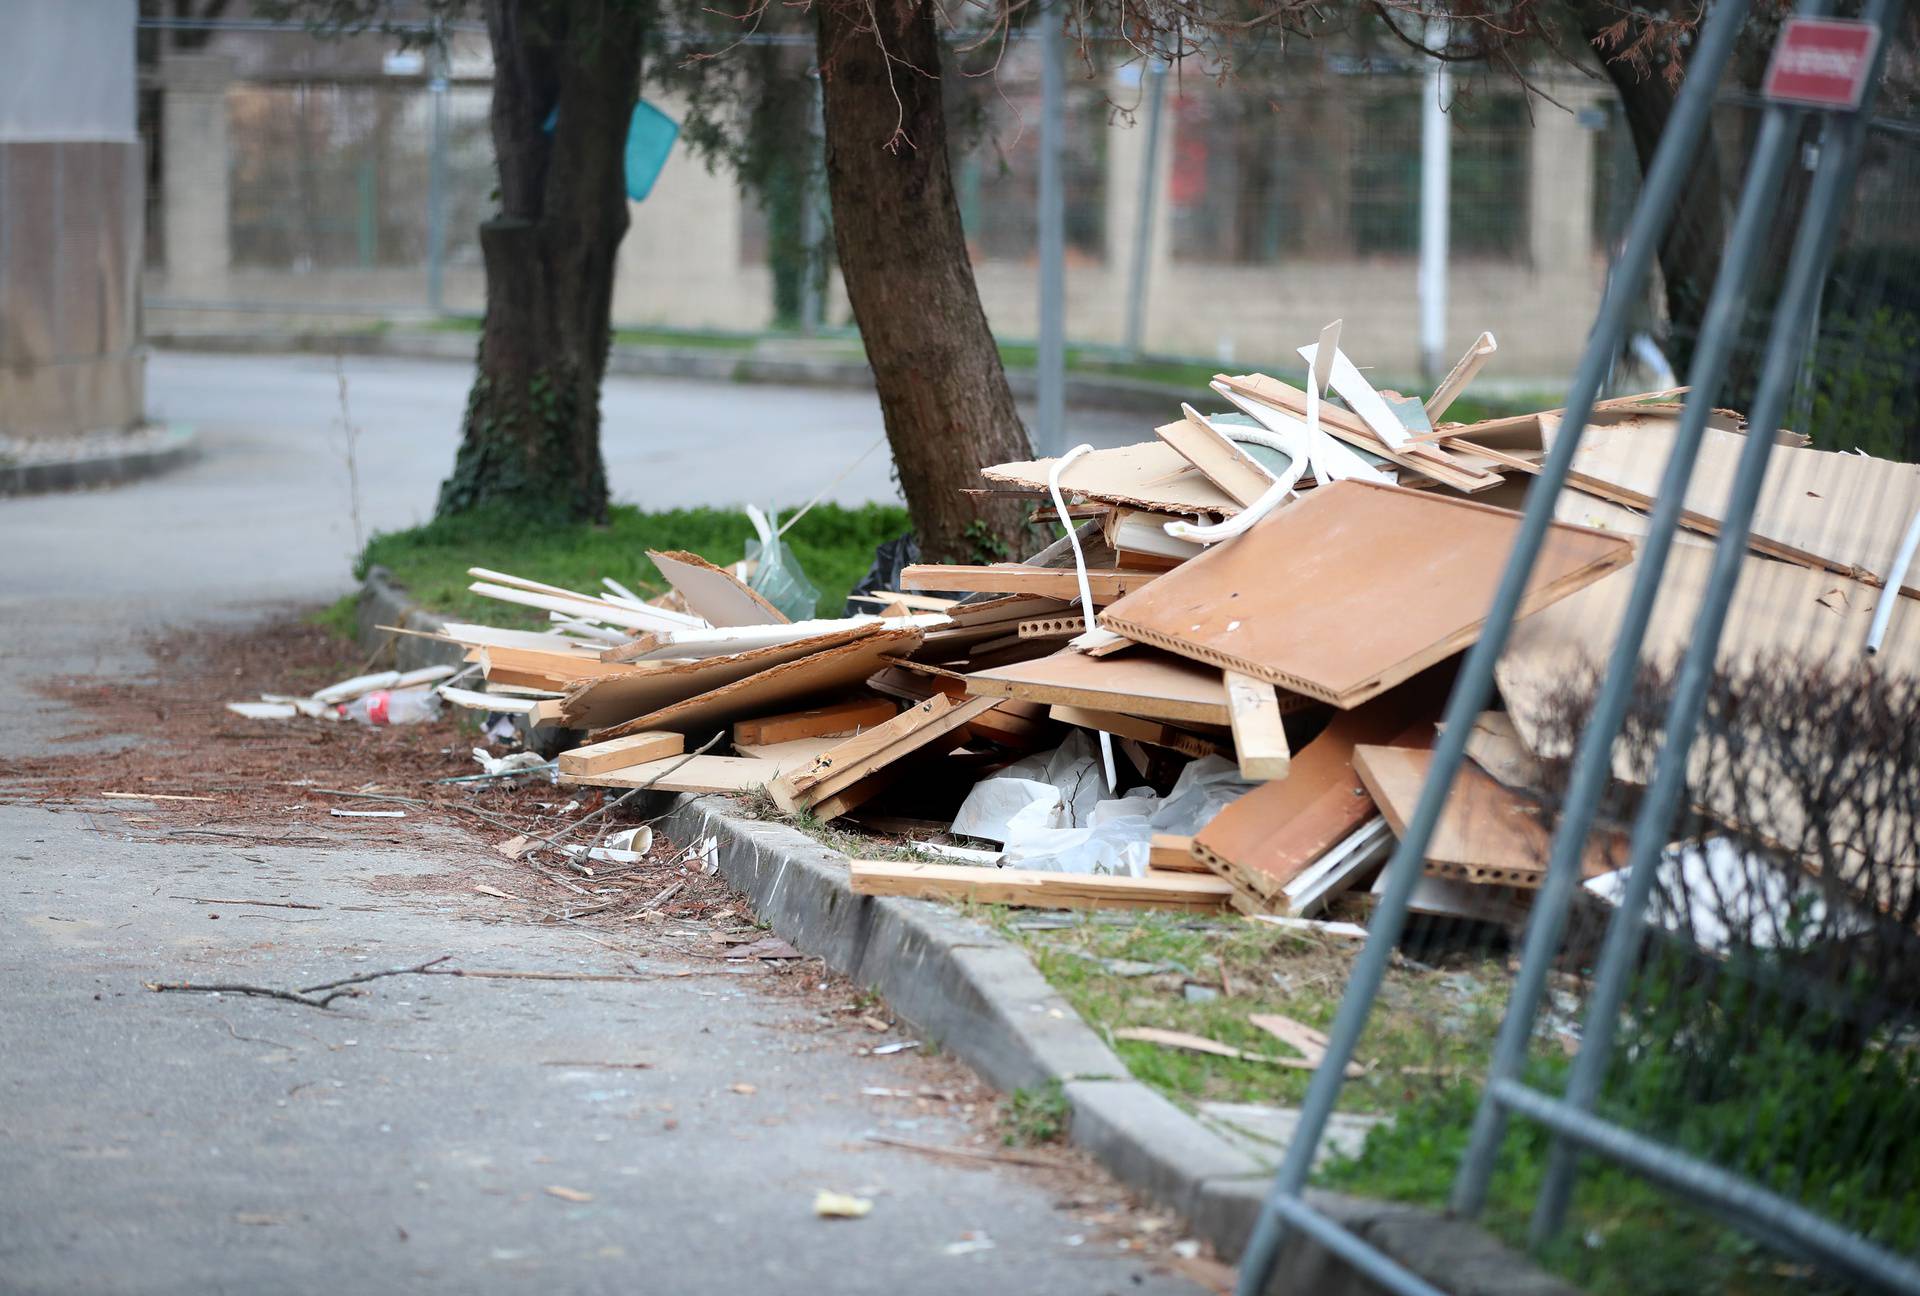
[150,328,1199,418]
[0,427,199,498]
[350,573,1577,1295]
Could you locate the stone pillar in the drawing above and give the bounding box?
[159,52,236,294]
[1527,91,1598,273]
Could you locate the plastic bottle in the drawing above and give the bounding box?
[337,686,442,726]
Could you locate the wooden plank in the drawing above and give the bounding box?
[1224,671,1291,780]
[778,695,956,797]
[773,695,999,812]
[1149,834,1206,872]
[967,647,1237,726]
[983,442,1244,516]
[849,859,1234,913]
[560,754,782,795]
[646,549,788,627]
[599,615,932,664]
[1155,406,1274,507]
[1424,331,1498,423]
[475,646,657,692]
[733,697,897,747]
[1352,744,1619,887]
[1418,387,1689,445]
[1047,705,1223,759]
[900,564,1161,601]
[586,627,926,740]
[1192,673,1448,905]
[1543,414,1920,600]
[1100,481,1631,709]
[557,730,684,777]
[467,580,691,633]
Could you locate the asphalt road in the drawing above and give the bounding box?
[0,352,1201,1296]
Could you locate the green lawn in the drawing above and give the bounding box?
[353,501,908,626]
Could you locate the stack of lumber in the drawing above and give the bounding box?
[422,331,1920,927]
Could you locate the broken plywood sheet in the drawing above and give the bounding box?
[646,550,789,627]
[967,646,1244,726]
[554,624,893,732]
[1102,481,1630,709]
[1353,744,1619,887]
[1193,676,1446,907]
[592,627,925,741]
[850,859,1234,913]
[1543,415,1920,599]
[983,442,1244,516]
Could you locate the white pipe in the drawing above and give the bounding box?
[1048,444,1118,792]
[1866,504,1920,655]
[1417,15,1451,385]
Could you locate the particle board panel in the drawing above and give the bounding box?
[1543,414,1920,600]
[849,859,1234,913]
[559,753,783,795]
[982,442,1244,515]
[646,549,789,627]
[1099,480,1631,709]
[585,627,925,739]
[966,647,1241,726]
[1192,674,1448,904]
[1352,744,1620,887]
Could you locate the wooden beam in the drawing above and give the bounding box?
[1150,834,1207,872]
[1225,671,1291,780]
[557,731,684,778]
[558,753,783,794]
[849,859,1233,912]
[1047,704,1223,759]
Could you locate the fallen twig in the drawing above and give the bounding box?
[863,1133,1062,1169]
[144,955,453,1010]
[541,1059,653,1069]
[172,896,323,911]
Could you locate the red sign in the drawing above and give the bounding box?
[1763,18,1881,109]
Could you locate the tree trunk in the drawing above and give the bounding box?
[435,0,643,525]
[814,0,1035,563]
[1585,39,1728,380]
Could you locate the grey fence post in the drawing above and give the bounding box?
[1528,0,1899,1243]
[1231,5,1754,1292]
[1035,0,1066,457]
[425,35,448,316]
[1122,58,1166,359]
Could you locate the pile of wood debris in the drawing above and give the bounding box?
[412,326,1920,935]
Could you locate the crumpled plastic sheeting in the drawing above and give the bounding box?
[952,737,1255,877]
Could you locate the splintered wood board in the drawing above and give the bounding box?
[1192,672,1448,904]
[849,860,1234,913]
[554,625,893,732]
[1543,414,1920,599]
[967,647,1241,726]
[982,442,1244,515]
[1156,409,1273,507]
[1352,745,1620,887]
[733,697,897,746]
[776,696,999,819]
[592,628,924,741]
[476,646,650,692]
[557,730,684,777]
[900,564,1161,601]
[1047,705,1223,759]
[1100,481,1630,709]
[560,754,783,795]
[646,549,788,627]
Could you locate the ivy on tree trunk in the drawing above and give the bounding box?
[436,0,644,525]
[814,0,1036,563]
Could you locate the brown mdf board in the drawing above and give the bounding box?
[476,646,654,692]
[1353,744,1620,887]
[646,549,789,627]
[982,442,1244,516]
[1542,414,1920,600]
[900,564,1161,602]
[1150,834,1206,872]
[849,859,1234,913]
[733,697,897,746]
[1047,705,1223,759]
[553,625,884,730]
[557,730,684,777]
[585,627,923,740]
[947,594,1070,627]
[1100,481,1631,709]
[1193,676,1447,903]
[560,753,783,795]
[1156,408,1273,507]
[966,646,1240,726]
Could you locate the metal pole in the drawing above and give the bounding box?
[1123,58,1166,359]
[426,40,449,316]
[1231,4,1755,1291]
[1036,0,1066,456]
[1417,19,1451,385]
[1529,0,1895,1242]
[1452,91,1809,1224]
[800,73,826,337]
